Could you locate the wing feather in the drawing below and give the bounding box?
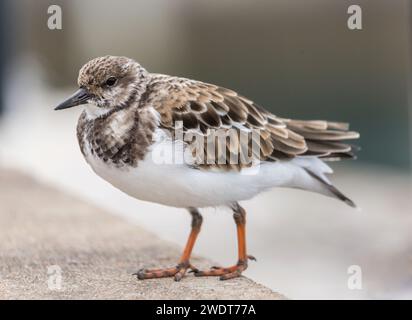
[149,76,359,170]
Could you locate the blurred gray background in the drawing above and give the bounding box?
[3,0,411,169]
[1,0,412,299]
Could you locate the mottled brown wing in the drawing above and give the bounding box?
[151,77,359,170]
[284,119,360,160]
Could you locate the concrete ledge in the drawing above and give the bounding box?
[0,169,284,299]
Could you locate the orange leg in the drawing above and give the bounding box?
[135,208,202,281]
[195,203,255,280]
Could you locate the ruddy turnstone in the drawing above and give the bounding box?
[55,56,359,281]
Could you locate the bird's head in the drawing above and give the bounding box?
[55,55,149,116]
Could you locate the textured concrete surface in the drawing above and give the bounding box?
[0,169,284,299]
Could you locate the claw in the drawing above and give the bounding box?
[189,265,199,273]
[248,255,257,262]
[132,268,145,276]
[174,269,185,282]
[135,269,148,280]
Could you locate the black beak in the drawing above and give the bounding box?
[54,88,92,111]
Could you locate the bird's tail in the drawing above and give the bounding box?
[289,157,357,208]
[303,167,356,208]
[286,119,360,161]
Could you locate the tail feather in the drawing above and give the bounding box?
[286,119,360,161]
[304,167,356,208]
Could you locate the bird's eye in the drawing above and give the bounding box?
[105,77,117,87]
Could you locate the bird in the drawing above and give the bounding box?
[55,55,360,281]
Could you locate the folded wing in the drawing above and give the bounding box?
[150,76,360,170]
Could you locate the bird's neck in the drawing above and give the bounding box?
[83,88,142,120]
[84,104,113,119]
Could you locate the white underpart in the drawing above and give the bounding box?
[84,104,112,120]
[83,121,336,209]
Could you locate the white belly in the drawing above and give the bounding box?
[83,130,332,208]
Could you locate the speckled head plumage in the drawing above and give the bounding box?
[55,55,149,112]
[77,56,132,87]
[79,55,149,109]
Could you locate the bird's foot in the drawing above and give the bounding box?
[194,256,256,280]
[134,261,198,282]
